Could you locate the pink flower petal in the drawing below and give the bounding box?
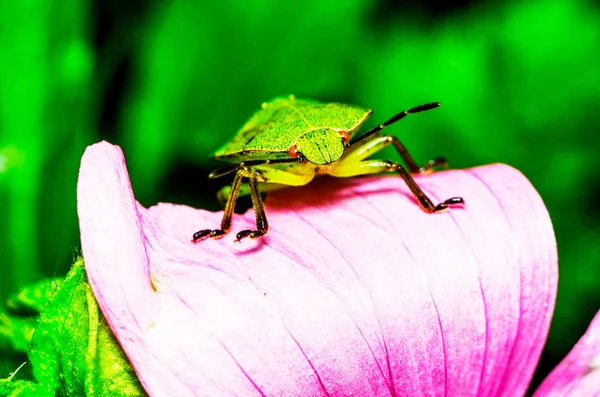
[77,141,557,397]
[534,310,600,396]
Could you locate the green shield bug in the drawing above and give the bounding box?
[193,95,464,243]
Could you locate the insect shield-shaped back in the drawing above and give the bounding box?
[292,128,349,165]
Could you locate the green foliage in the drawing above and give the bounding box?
[0,275,61,386]
[6,279,63,316]
[0,313,36,355]
[0,379,54,397]
[1,260,146,397]
[0,0,94,307]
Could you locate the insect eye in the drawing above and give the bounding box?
[338,130,350,143]
[288,145,299,158]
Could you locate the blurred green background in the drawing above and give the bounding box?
[0,0,599,391]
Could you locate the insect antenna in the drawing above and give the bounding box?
[208,164,241,179]
[350,102,440,146]
[209,158,303,179]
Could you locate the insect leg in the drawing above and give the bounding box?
[231,163,314,242]
[329,159,464,212]
[198,159,312,243]
[234,171,268,242]
[217,182,289,207]
[192,170,244,242]
[343,134,448,174]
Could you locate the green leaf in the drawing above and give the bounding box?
[0,278,53,361]
[6,278,62,316]
[0,312,36,354]
[0,379,54,397]
[26,258,146,396]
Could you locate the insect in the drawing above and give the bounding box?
[193,95,464,243]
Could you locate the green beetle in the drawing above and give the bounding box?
[193,95,464,243]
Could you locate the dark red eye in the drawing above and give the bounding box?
[338,130,350,143]
[288,145,299,158]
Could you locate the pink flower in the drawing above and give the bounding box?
[77,141,599,396]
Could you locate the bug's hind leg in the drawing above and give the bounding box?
[329,159,464,212]
[234,171,268,242]
[193,170,244,242]
[388,135,448,175]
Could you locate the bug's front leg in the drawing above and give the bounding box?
[217,182,288,207]
[234,170,268,243]
[192,170,244,242]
